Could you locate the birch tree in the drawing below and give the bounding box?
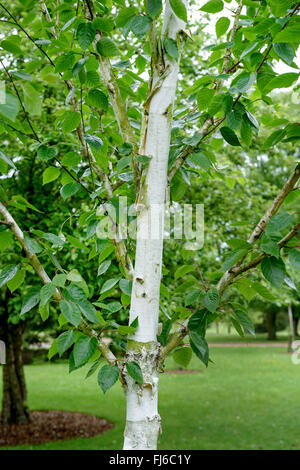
[0,0,300,450]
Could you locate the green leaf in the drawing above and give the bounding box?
[116,7,138,27]
[62,152,81,167]
[240,119,252,147]
[60,182,81,199]
[21,83,42,116]
[73,336,98,367]
[39,302,50,321]
[60,300,81,327]
[289,249,300,271]
[0,150,16,170]
[21,287,40,315]
[0,265,19,288]
[117,325,136,336]
[235,72,256,94]
[222,248,248,271]
[24,233,42,254]
[0,93,19,121]
[40,282,56,306]
[101,301,122,313]
[84,134,103,150]
[266,212,293,235]
[188,309,207,335]
[76,22,95,50]
[57,330,76,356]
[264,73,299,95]
[119,279,132,296]
[232,310,255,336]
[190,152,211,170]
[173,347,192,368]
[220,127,241,146]
[98,364,119,393]
[197,88,215,111]
[203,288,219,313]
[262,129,286,149]
[7,269,25,293]
[215,16,230,38]
[261,257,286,288]
[169,0,187,22]
[200,0,223,13]
[130,15,152,38]
[86,89,108,110]
[261,235,280,258]
[189,331,209,367]
[126,361,143,384]
[48,339,58,360]
[96,38,120,57]
[252,281,275,301]
[235,278,257,302]
[1,39,22,55]
[85,359,101,379]
[273,43,294,65]
[78,300,99,324]
[164,38,179,61]
[97,260,111,276]
[174,264,195,280]
[60,111,81,133]
[275,23,300,43]
[101,277,120,294]
[55,52,76,73]
[42,166,60,185]
[37,145,58,161]
[93,18,114,33]
[231,316,244,337]
[53,273,67,287]
[147,0,162,18]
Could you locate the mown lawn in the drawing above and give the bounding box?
[1,346,300,450]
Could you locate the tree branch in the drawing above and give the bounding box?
[0,200,118,365]
[161,164,300,359]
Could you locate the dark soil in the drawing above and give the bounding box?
[0,410,114,447]
[165,369,201,374]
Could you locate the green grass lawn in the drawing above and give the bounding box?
[1,346,300,450]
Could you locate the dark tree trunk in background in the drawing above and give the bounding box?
[266,311,277,341]
[294,317,299,337]
[0,293,30,425]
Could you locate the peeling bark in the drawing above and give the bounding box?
[124,1,187,450]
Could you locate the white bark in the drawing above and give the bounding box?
[124,2,187,450]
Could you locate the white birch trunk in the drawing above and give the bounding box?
[123,2,187,450]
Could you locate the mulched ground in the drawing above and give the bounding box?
[0,410,114,447]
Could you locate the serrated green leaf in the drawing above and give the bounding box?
[60,300,81,327]
[0,264,19,288]
[98,364,119,393]
[203,288,219,313]
[76,22,95,50]
[170,0,187,22]
[220,127,241,146]
[261,256,286,287]
[57,330,76,356]
[189,331,209,367]
[126,361,143,384]
[73,336,98,367]
[173,347,192,368]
